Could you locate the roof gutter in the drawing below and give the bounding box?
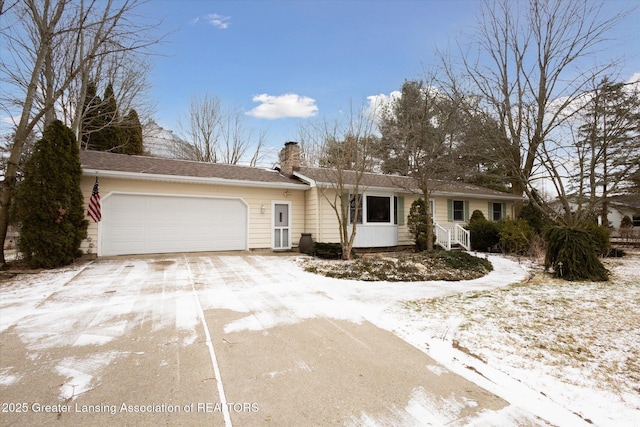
[303,179,524,201]
[82,168,309,190]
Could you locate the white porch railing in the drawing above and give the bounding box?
[434,223,471,251]
[434,223,451,251]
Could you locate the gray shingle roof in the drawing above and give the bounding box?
[294,166,523,200]
[80,150,305,186]
[79,151,522,200]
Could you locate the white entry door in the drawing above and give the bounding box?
[273,202,291,250]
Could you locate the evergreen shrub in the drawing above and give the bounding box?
[308,242,345,259]
[11,121,88,268]
[580,221,610,257]
[430,250,493,273]
[468,210,500,251]
[498,218,533,255]
[408,198,431,251]
[544,226,608,281]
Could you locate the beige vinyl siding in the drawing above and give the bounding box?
[304,187,319,238]
[316,188,341,243]
[432,196,451,224]
[80,176,305,255]
[432,196,515,225]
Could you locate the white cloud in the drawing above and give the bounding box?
[192,14,231,29]
[366,91,401,119]
[628,72,640,84]
[206,14,231,29]
[246,93,319,119]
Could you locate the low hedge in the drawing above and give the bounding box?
[308,242,344,259]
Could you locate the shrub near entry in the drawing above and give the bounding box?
[308,242,345,259]
[467,210,500,251]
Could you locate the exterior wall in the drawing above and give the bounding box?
[431,196,515,224]
[304,187,319,238]
[316,188,341,243]
[80,175,305,255]
[607,206,639,229]
[310,187,420,247]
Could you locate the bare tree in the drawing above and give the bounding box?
[178,93,222,163]
[302,102,377,260]
[219,108,265,165]
[0,0,161,265]
[178,94,266,165]
[248,128,267,167]
[453,0,628,219]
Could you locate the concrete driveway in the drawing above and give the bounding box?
[1,253,542,426]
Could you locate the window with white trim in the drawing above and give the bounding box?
[453,200,465,221]
[366,195,391,223]
[492,202,504,221]
[347,193,398,225]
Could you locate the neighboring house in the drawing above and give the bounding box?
[548,195,640,231]
[79,142,523,257]
[607,196,640,230]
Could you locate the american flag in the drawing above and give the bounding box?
[87,176,101,222]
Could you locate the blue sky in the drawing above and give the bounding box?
[139,0,639,152]
[139,1,487,153]
[56,1,640,163]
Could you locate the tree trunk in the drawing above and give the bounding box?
[425,193,434,251]
[511,180,526,218]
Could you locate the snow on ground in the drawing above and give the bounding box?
[1,251,639,426]
[386,253,640,427]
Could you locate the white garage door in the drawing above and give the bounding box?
[101,194,247,256]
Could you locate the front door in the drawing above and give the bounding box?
[273,202,291,250]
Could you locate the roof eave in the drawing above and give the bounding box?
[309,181,522,200]
[82,168,309,190]
[291,171,317,188]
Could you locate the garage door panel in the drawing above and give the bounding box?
[102,194,247,256]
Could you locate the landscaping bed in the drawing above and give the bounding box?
[300,250,493,281]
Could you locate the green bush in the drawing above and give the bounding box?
[544,226,608,281]
[518,191,551,234]
[497,218,533,255]
[620,215,633,229]
[580,221,610,257]
[469,209,486,223]
[430,250,493,273]
[308,242,344,259]
[11,120,88,268]
[468,216,500,251]
[407,198,431,251]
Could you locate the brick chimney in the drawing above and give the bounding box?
[279,141,301,176]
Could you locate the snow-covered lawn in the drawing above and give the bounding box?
[393,253,640,427]
[1,250,638,426]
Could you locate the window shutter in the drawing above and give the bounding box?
[464,201,470,222]
[447,199,453,222]
[398,196,405,225]
[488,202,493,220]
[502,202,507,219]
